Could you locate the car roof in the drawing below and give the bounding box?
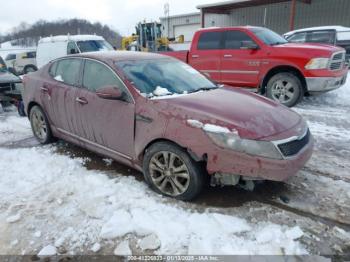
[284,26,350,36]
[39,34,105,43]
[71,51,171,62]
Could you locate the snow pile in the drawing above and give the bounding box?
[203,123,231,134]
[0,145,307,255]
[186,119,204,129]
[0,113,31,144]
[153,86,172,96]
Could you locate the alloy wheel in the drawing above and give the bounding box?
[31,109,48,141]
[271,80,296,104]
[149,151,190,196]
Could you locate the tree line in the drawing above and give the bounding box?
[0,19,122,48]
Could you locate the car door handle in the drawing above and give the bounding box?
[75,97,88,105]
[40,86,49,92]
[192,55,199,58]
[223,54,233,58]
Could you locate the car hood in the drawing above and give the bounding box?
[0,71,22,84]
[153,88,302,140]
[273,42,343,55]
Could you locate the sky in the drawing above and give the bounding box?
[0,0,216,36]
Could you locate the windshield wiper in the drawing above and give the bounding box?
[189,86,218,93]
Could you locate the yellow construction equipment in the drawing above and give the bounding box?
[121,21,184,52]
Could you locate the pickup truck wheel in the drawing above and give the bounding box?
[266,73,303,107]
[143,142,205,201]
[29,105,54,144]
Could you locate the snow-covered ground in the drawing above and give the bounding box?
[0,74,350,256]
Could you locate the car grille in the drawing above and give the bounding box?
[277,129,310,157]
[329,51,345,71]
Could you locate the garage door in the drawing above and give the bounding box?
[174,24,200,42]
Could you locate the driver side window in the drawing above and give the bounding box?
[82,60,126,93]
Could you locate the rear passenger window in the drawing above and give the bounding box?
[224,31,256,49]
[83,60,125,92]
[197,32,222,50]
[53,58,81,86]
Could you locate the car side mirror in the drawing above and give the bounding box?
[240,41,259,50]
[70,49,77,54]
[96,85,125,100]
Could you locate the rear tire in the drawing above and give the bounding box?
[29,105,54,144]
[143,142,205,201]
[266,72,303,107]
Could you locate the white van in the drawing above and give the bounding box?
[36,35,114,68]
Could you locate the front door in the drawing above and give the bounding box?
[220,30,262,88]
[74,59,135,158]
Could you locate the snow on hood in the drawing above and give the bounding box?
[155,88,302,140]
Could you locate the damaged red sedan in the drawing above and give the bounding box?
[23,51,314,200]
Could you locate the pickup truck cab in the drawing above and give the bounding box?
[162,26,348,107]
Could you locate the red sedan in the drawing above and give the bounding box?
[23,51,314,200]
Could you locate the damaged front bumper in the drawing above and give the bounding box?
[206,135,314,183]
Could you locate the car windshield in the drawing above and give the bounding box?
[116,59,217,97]
[251,27,288,45]
[76,40,113,53]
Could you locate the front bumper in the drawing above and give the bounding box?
[306,73,348,93]
[206,135,314,182]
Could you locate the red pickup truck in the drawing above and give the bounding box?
[162,26,348,107]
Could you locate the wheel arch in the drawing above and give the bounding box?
[26,101,41,118]
[139,138,206,163]
[260,65,307,95]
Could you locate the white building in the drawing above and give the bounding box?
[160,12,201,43]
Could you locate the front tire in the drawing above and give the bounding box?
[29,105,54,144]
[266,72,303,107]
[143,142,205,201]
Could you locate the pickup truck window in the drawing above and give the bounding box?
[308,31,335,44]
[224,31,256,49]
[287,32,307,43]
[197,31,223,50]
[251,27,287,45]
[116,59,216,96]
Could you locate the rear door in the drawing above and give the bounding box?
[40,58,83,134]
[220,30,262,88]
[74,59,135,158]
[188,30,223,83]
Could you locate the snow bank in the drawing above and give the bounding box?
[0,145,307,255]
[0,113,32,144]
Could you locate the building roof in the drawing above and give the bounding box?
[197,0,311,13]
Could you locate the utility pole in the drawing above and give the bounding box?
[289,0,296,31]
[164,3,170,38]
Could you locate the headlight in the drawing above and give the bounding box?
[205,130,283,160]
[305,58,329,70]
